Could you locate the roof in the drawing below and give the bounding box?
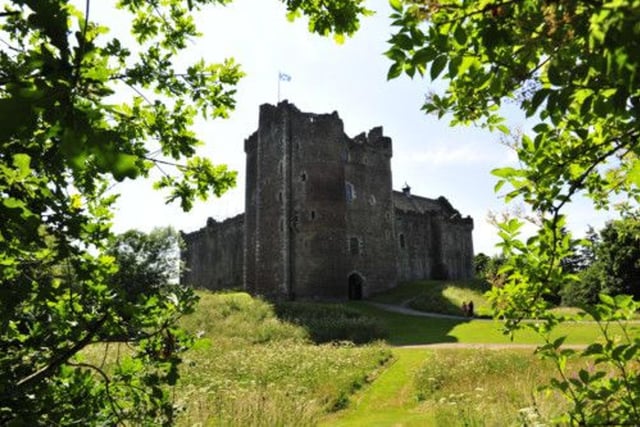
[392,191,464,220]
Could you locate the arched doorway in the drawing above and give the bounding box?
[348,273,364,300]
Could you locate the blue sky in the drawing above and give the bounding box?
[98,0,615,255]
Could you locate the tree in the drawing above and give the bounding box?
[589,214,640,298]
[107,227,183,301]
[0,0,369,423]
[384,0,640,424]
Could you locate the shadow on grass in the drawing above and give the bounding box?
[346,301,472,346]
[272,301,388,345]
[371,279,492,318]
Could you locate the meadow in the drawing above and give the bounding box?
[174,292,391,426]
[79,282,639,425]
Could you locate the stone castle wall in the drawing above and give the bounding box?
[181,214,244,290]
[182,102,474,299]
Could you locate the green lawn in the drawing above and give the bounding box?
[347,301,637,346]
[371,280,493,317]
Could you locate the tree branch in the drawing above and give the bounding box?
[16,313,109,390]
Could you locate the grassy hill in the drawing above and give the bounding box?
[80,284,638,425]
[174,291,391,426]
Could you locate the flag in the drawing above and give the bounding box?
[279,72,292,82]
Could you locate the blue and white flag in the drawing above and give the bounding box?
[279,72,292,82]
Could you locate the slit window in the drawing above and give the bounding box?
[399,233,406,249]
[350,237,360,255]
[345,182,355,202]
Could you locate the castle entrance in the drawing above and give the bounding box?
[347,273,364,300]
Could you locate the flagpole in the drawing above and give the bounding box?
[278,74,281,103]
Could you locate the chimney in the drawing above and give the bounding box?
[402,183,411,197]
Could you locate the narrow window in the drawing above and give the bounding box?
[345,182,355,202]
[301,173,307,182]
[350,237,360,255]
[310,210,316,220]
[399,233,406,249]
[278,192,283,203]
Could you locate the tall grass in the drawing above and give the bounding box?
[173,291,392,425]
[274,301,387,344]
[413,349,574,425]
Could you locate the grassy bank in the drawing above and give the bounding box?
[175,291,392,425]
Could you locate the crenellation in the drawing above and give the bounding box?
[182,102,474,299]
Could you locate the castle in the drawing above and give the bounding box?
[182,102,474,300]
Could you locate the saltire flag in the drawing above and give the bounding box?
[279,72,292,82]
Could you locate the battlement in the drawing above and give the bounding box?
[348,126,392,157]
[184,103,474,296]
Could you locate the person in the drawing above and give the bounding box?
[461,301,468,317]
[467,300,474,317]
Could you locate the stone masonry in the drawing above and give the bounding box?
[182,102,474,299]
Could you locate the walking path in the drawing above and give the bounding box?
[367,301,488,321]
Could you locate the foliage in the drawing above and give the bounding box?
[0,0,372,423]
[383,0,640,423]
[536,294,640,425]
[561,263,605,307]
[562,214,640,306]
[107,227,183,301]
[472,252,490,277]
[473,253,506,286]
[274,301,387,344]
[593,213,640,299]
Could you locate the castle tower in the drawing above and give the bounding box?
[245,102,351,298]
[344,128,397,298]
[244,102,398,299]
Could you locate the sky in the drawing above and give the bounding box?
[93,0,616,255]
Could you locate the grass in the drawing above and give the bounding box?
[78,284,639,425]
[321,348,579,426]
[174,291,392,425]
[273,300,387,343]
[347,301,638,346]
[371,280,493,317]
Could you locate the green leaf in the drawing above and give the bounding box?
[491,167,518,179]
[430,55,447,80]
[113,153,140,181]
[12,154,32,179]
[389,0,403,12]
[454,25,467,45]
[394,33,413,50]
[387,62,403,80]
[413,47,436,65]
